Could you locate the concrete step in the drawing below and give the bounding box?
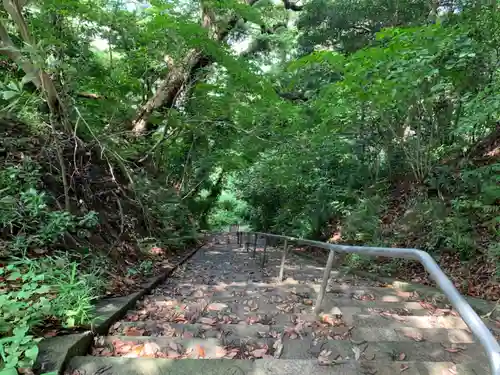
[350,326,476,343]
[350,314,468,329]
[68,356,489,375]
[110,319,477,345]
[109,321,275,339]
[92,335,273,359]
[92,334,486,363]
[280,337,486,362]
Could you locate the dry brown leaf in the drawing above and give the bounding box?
[448,365,457,375]
[251,348,268,358]
[215,346,227,358]
[143,342,161,356]
[303,299,313,306]
[225,348,239,359]
[166,350,181,359]
[398,352,406,361]
[169,342,183,353]
[318,349,333,365]
[208,303,228,311]
[199,317,217,325]
[444,347,462,353]
[124,327,145,336]
[111,322,121,331]
[400,364,409,372]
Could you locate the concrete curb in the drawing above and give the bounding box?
[35,238,207,375]
[288,247,498,319]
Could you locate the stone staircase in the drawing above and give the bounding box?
[66,235,497,375]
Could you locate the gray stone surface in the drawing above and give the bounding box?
[68,357,489,375]
[351,314,468,329]
[35,332,92,374]
[68,237,496,375]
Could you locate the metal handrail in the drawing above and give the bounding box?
[237,230,500,375]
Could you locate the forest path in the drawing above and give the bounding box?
[67,234,493,375]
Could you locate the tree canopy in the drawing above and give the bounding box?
[0,0,499,371]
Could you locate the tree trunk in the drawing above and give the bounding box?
[130,1,255,136]
[131,49,209,135]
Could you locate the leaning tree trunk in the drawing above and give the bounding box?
[131,49,209,135]
[131,0,254,136]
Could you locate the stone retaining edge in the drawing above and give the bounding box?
[35,235,208,375]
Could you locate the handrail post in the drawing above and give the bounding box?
[314,249,336,315]
[261,236,268,268]
[253,233,258,258]
[244,232,249,252]
[278,239,289,281]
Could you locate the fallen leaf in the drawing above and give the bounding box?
[124,327,145,336]
[251,348,268,358]
[117,344,133,353]
[215,346,227,358]
[182,331,194,339]
[166,350,181,359]
[318,349,333,365]
[43,330,58,338]
[199,317,217,325]
[444,347,462,353]
[143,342,161,356]
[111,322,121,331]
[225,348,239,359]
[448,365,457,375]
[208,303,228,311]
[352,346,361,360]
[400,364,409,372]
[398,352,406,361]
[127,314,139,322]
[18,368,35,375]
[303,299,313,306]
[404,331,424,342]
[196,344,206,358]
[150,246,164,255]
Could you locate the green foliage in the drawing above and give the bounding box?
[0,255,103,373]
[127,260,154,277]
[0,159,99,255]
[0,158,103,373]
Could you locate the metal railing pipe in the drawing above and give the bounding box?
[244,231,500,375]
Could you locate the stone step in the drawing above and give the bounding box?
[68,356,489,375]
[110,319,477,345]
[280,337,486,362]
[92,334,486,363]
[350,314,468,329]
[154,281,417,302]
[92,335,273,359]
[350,326,476,343]
[109,321,275,339]
[144,294,437,312]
